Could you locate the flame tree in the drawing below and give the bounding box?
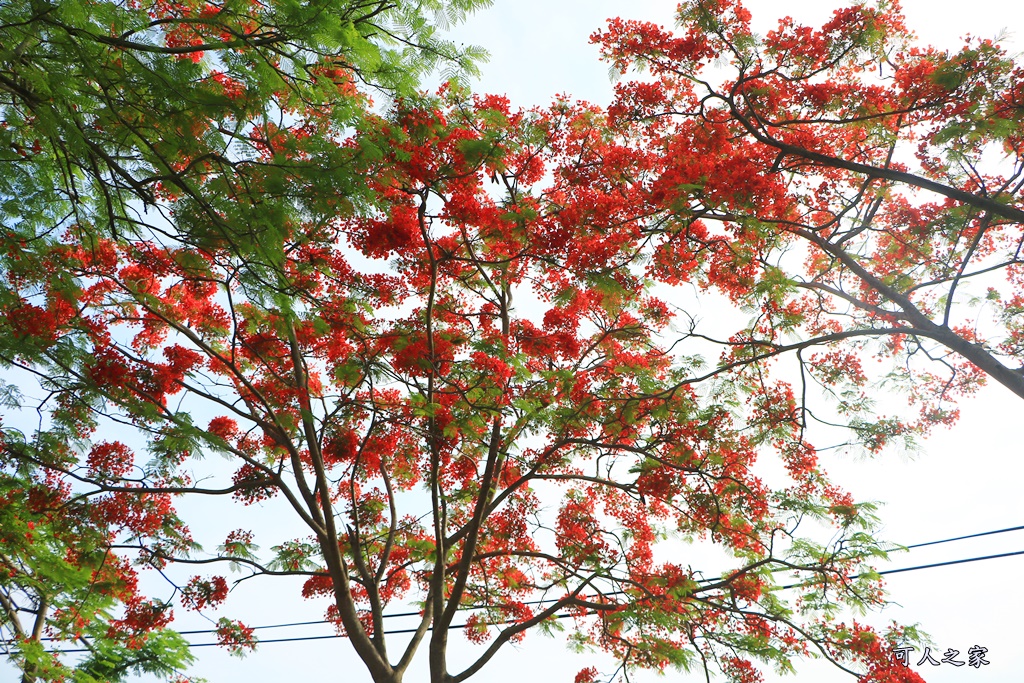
[6,0,1022,682]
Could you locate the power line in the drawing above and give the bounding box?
[878,548,1024,575]
[904,524,1024,549]
[150,522,1024,636]
[12,523,1024,653]
[777,547,1024,590]
[40,616,580,654]
[174,610,421,635]
[30,545,1024,654]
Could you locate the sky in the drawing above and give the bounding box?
[6,1,1024,682]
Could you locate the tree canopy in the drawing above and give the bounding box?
[596,0,1024,410]
[2,1,1021,682]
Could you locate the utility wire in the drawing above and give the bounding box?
[777,548,1024,590]
[195,522,1024,633]
[33,546,1024,653]
[15,524,1024,653]
[903,524,1024,549]
[158,522,1024,636]
[877,548,1024,575]
[39,614,583,653]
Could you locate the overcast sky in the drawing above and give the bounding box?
[7,2,1024,682]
